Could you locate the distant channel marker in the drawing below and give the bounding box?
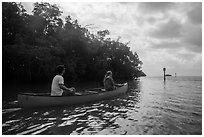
[163,68,166,81]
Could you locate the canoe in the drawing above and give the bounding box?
[18,83,128,108]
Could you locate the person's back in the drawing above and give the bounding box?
[104,76,115,91]
[103,71,115,91]
[51,75,64,96]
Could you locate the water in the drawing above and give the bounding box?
[2,76,202,135]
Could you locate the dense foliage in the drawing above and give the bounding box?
[2,2,145,83]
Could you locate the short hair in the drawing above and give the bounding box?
[56,65,65,74]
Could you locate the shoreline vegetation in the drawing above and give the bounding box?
[3,3,146,85]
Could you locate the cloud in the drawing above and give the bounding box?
[146,3,202,53]
[150,40,182,50]
[138,2,175,13]
[148,19,182,39]
[175,52,200,62]
[183,30,202,47]
[149,31,202,53]
[181,23,202,52]
[187,3,202,25]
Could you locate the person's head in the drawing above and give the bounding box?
[106,71,112,77]
[56,65,65,75]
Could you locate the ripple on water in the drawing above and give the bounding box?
[17,122,54,135]
[58,118,78,127]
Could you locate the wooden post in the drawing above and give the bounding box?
[163,68,166,81]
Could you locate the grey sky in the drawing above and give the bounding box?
[22,2,202,76]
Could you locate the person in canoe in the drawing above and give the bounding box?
[51,65,76,96]
[103,71,123,91]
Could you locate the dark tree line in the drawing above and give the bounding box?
[2,2,145,83]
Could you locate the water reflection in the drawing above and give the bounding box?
[163,80,166,90]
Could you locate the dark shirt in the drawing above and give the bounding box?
[104,76,115,91]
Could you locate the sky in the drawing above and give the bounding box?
[21,2,202,76]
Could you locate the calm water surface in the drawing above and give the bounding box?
[2,76,202,135]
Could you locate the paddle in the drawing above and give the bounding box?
[73,88,105,96]
[84,88,103,92]
[65,83,124,96]
[74,92,83,96]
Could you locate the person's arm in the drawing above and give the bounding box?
[115,83,124,87]
[59,84,75,93]
[110,77,123,87]
[58,76,75,93]
[110,77,115,86]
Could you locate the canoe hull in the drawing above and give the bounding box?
[18,83,128,108]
